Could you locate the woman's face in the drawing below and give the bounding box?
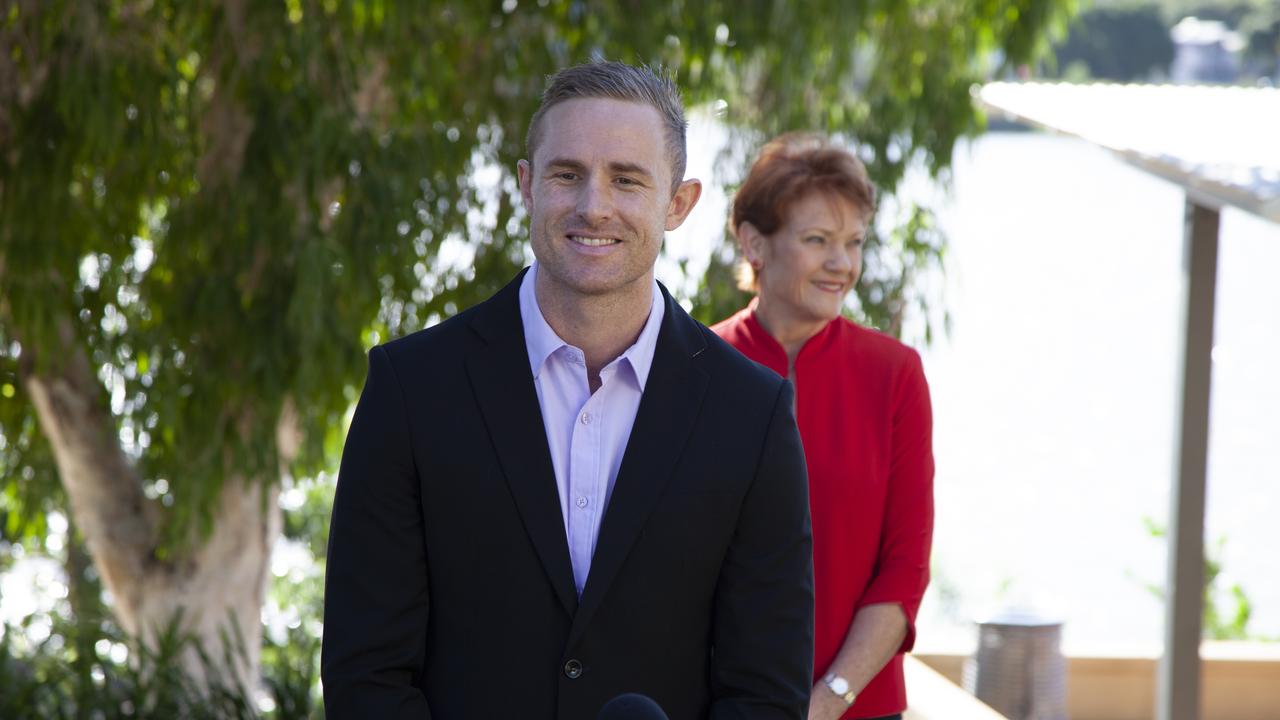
[747,193,866,326]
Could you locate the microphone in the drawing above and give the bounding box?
[596,693,670,720]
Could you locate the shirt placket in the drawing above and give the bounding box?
[567,361,603,595]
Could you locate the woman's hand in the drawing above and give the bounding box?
[808,603,909,720]
[806,682,851,720]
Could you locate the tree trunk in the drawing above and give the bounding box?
[131,477,279,690]
[21,318,282,692]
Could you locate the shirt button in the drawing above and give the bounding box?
[564,659,583,679]
[576,496,588,509]
[580,411,592,425]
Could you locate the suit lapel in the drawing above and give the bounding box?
[568,286,709,647]
[465,270,578,618]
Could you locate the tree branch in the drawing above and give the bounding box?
[19,313,161,634]
[195,0,258,190]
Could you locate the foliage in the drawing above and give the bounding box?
[263,476,331,714]
[0,585,323,719]
[1050,5,1176,81]
[0,476,331,717]
[259,624,324,720]
[1070,0,1280,80]
[1139,516,1260,641]
[2,612,251,719]
[1,0,1077,547]
[281,474,336,562]
[1239,6,1280,72]
[1148,0,1273,27]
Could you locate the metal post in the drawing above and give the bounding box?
[1157,198,1220,720]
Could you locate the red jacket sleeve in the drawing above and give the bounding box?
[856,348,934,652]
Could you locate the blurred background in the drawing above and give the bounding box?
[1,0,1277,718]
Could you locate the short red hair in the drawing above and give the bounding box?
[730,133,876,291]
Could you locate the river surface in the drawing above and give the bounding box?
[668,126,1280,652]
[833,132,1275,651]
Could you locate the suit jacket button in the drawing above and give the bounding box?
[563,659,583,679]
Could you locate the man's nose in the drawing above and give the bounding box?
[576,178,612,225]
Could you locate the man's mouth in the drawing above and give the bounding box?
[568,235,621,247]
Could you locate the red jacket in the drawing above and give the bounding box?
[712,306,934,719]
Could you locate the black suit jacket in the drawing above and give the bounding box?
[322,270,814,719]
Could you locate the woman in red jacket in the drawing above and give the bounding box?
[712,134,934,720]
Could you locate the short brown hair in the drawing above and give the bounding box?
[730,133,877,291]
[525,60,688,193]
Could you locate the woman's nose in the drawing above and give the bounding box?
[826,245,854,272]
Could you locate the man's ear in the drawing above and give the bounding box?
[737,221,766,268]
[517,159,534,214]
[664,178,703,231]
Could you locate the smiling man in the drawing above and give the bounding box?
[322,61,814,719]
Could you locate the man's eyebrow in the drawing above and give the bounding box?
[607,161,655,181]
[544,157,587,172]
[542,157,657,182]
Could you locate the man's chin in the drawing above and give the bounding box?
[567,279,631,297]
[556,272,649,299]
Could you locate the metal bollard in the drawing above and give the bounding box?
[962,609,1068,720]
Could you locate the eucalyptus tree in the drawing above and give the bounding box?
[0,0,1074,685]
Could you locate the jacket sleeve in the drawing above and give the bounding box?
[710,380,815,720]
[856,348,935,652]
[322,345,432,719]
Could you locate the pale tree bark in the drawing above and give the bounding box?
[3,0,317,693]
[19,315,290,692]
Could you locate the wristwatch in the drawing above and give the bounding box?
[823,672,857,706]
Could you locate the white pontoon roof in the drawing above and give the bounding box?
[980,82,1280,224]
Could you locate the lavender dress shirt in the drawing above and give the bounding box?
[518,263,664,596]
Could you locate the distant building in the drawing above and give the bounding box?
[1170,17,1244,84]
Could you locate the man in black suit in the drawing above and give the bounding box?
[322,61,814,719]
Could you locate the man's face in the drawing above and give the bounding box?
[518,98,700,301]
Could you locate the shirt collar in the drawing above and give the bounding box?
[518,263,664,391]
[519,264,569,380]
[617,277,664,392]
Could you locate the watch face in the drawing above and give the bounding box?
[830,677,850,695]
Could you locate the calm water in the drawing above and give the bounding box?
[426,125,1280,651]
[906,132,1280,651]
[668,126,1280,652]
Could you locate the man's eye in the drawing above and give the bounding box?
[556,172,578,181]
[848,238,865,248]
[805,235,826,244]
